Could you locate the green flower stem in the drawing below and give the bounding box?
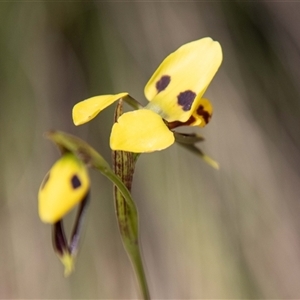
[123,94,144,110]
[113,100,150,300]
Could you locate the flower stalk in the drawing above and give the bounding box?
[112,100,150,299]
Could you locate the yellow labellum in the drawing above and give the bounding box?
[110,109,175,153]
[144,37,222,122]
[38,153,90,224]
[73,92,128,125]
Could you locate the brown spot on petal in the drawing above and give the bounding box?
[177,90,196,111]
[185,115,197,126]
[156,75,171,93]
[167,115,197,129]
[71,174,81,189]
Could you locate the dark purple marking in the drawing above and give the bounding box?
[185,115,197,126]
[196,105,211,124]
[177,90,196,111]
[156,75,171,93]
[71,175,81,189]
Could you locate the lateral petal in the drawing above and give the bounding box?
[72,92,128,125]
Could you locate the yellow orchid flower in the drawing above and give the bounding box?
[73,37,222,153]
[38,152,90,224]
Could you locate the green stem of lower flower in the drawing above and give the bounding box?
[128,245,150,300]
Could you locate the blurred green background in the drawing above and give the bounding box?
[1,2,300,299]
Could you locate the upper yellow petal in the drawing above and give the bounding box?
[110,109,175,153]
[38,153,90,224]
[72,92,128,125]
[144,37,222,122]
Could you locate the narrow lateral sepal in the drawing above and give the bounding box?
[175,132,219,169]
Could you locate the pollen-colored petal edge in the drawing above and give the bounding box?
[72,92,129,125]
[110,109,175,153]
